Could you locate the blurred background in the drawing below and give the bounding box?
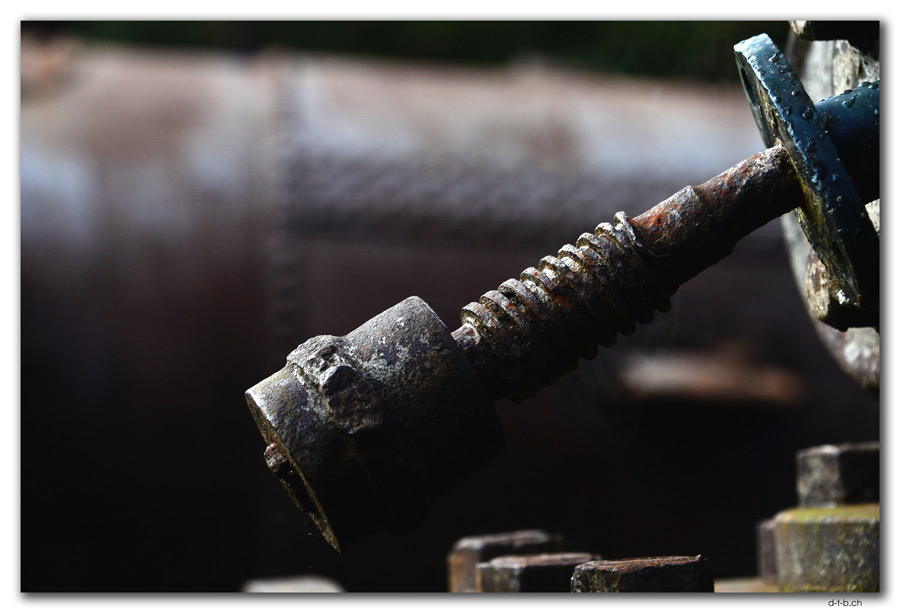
[20,21,879,592]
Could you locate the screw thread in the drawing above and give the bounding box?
[457,212,674,401]
[454,144,804,402]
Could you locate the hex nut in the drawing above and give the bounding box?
[774,503,879,592]
[571,556,714,592]
[447,530,566,592]
[477,552,597,592]
[796,442,879,507]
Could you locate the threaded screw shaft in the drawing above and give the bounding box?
[453,143,804,402]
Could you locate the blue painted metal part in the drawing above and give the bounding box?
[734,34,879,325]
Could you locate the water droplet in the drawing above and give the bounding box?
[772,95,781,103]
[836,196,843,204]
[784,106,792,115]
[811,174,820,184]
[870,82,879,89]
[806,139,817,152]
[842,97,856,109]
[769,52,783,63]
[860,81,871,88]
[874,108,879,116]
[842,89,853,95]
[791,89,803,97]
[801,108,813,120]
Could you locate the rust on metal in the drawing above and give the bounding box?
[735,35,880,328]
[246,49,878,553]
[756,441,880,592]
[249,141,810,552]
[477,552,597,592]
[773,503,879,592]
[571,555,714,592]
[246,297,505,552]
[447,530,566,592]
[455,143,802,402]
[796,442,879,507]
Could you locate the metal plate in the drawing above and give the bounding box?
[734,34,879,316]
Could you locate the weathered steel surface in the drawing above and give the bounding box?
[773,503,879,592]
[455,144,803,401]
[477,552,596,592]
[246,36,880,553]
[796,442,879,507]
[571,555,714,592]
[736,33,879,330]
[246,297,504,551]
[250,141,806,552]
[754,440,880,592]
[20,33,880,590]
[249,79,879,549]
[447,530,566,592]
[782,27,880,393]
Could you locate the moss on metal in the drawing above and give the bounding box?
[774,503,879,592]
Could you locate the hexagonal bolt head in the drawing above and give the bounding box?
[246,297,505,552]
[796,442,879,507]
[477,552,597,592]
[446,530,567,592]
[773,503,879,592]
[571,556,714,592]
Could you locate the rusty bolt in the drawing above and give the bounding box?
[447,530,566,592]
[477,552,597,592]
[571,556,714,592]
[247,297,505,552]
[773,503,879,592]
[247,56,880,551]
[249,145,801,551]
[453,144,803,401]
[796,442,879,507]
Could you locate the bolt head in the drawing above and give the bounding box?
[796,442,879,507]
[247,297,505,551]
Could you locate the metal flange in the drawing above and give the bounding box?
[734,34,879,329]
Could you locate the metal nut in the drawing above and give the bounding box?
[773,503,879,592]
[477,552,597,592]
[447,530,566,592]
[796,442,879,507]
[571,556,714,592]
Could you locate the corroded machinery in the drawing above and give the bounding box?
[246,26,881,588]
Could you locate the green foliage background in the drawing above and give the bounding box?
[23,21,790,83]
